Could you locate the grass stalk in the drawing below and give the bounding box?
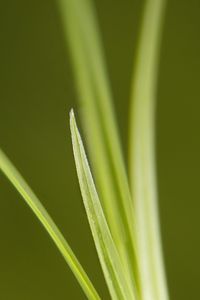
[129,0,169,299]
[70,110,138,300]
[58,0,139,294]
[0,148,100,300]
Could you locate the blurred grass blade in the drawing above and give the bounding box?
[70,110,137,300]
[0,148,100,300]
[58,0,139,289]
[129,0,169,299]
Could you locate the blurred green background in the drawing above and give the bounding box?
[0,0,199,299]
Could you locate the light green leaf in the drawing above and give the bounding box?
[70,110,137,300]
[0,148,100,300]
[58,0,139,290]
[129,0,169,299]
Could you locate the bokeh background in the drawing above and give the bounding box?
[0,0,199,299]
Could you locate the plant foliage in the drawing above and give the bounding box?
[0,0,169,299]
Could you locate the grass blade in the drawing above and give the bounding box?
[58,0,139,290]
[70,110,137,300]
[0,148,100,300]
[129,0,169,299]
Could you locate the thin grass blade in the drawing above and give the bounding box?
[0,148,100,300]
[58,0,139,290]
[70,110,137,300]
[129,0,169,299]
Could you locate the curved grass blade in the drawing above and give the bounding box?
[0,148,100,300]
[70,110,137,300]
[129,0,169,299]
[58,0,139,290]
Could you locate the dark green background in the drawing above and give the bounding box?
[0,0,199,299]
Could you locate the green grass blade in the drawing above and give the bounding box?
[70,110,137,300]
[129,0,169,299]
[0,148,100,300]
[58,0,139,290]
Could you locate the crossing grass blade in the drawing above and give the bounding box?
[70,110,138,300]
[58,0,139,290]
[129,0,169,299]
[0,148,101,300]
